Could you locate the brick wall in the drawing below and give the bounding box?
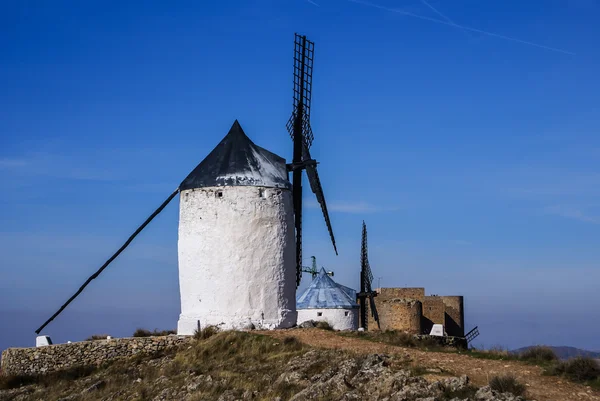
[0,336,193,376]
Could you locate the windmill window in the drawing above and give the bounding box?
[216,191,223,198]
[258,188,265,198]
[344,311,349,316]
[317,312,322,317]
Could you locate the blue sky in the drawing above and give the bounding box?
[1,0,599,353]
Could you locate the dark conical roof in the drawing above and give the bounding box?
[179,120,291,190]
[296,268,359,309]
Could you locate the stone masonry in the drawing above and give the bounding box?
[365,288,465,337]
[0,336,193,376]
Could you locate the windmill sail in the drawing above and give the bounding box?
[303,147,337,255]
[287,33,337,286]
[359,221,380,330]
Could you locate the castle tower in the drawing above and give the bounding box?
[176,121,297,334]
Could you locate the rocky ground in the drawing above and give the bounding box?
[0,329,596,400]
[264,329,600,401]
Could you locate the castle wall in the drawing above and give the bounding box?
[177,186,297,334]
[0,336,192,377]
[441,296,464,337]
[367,299,422,334]
[365,288,425,333]
[422,296,445,335]
[377,288,425,302]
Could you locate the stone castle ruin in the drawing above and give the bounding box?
[365,288,464,337]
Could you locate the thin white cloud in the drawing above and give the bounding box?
[0,158,28,168]
[346,0,575,55]
[305,0,320,6]
[543,205,600,224]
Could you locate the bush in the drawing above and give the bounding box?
[315,321,333,331]
[489,374,526,396]
[84,334,110,341]
[282,336,303,351]
[381,330,416,347]
[0,365,96,390]
[133,328,176,337]
[519,346,558,363]
[193,325,219,340]
[551,357,600,383]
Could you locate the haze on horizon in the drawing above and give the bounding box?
[1,0,599,354]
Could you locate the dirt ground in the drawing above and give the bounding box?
[261,329,599,401]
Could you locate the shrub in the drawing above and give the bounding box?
[519,346,558,363]
[551,357,600,383]
[382,331,416,347]
[282,336,303,350]
[133,328,176,337]
[84,334,110,341]
[489,374,526,396]
[0,365,96,390]
[193,325,219,340]
[0,374,37,390]
[315,321,333,331]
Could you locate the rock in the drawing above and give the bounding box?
[299,320,316,328]
[475,386,525,401]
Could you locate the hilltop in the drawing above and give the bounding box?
[1,329,599,401]
[513,346,600,360]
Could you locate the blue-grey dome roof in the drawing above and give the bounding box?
[297,268,359,309]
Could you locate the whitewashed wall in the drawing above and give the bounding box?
[297,308,358,331]
[177,185,297,334]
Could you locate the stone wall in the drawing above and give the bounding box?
[368,299,422,334]
[422,296,445,334]
[377,288,425,302]
[366,288,425,333]
[0,336,193,376]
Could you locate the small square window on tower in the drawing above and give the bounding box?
[344,311,349,316]
[317,312,322,317]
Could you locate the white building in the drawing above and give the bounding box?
[176,120,297,334]
[296,268,359,331]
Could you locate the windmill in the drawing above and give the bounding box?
[302,256,334,280]
[357,221,380,330]
[35,33,337,336]
[287,33,338,286]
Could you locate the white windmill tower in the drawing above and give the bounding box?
[176,120,297,333]
[35,33,338,337]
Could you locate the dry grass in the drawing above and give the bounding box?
[518,346,558,363]
[132,328,176,337]
[0,331,353,400]
[489,374,526,396]
[193,325,219,340]
[550,356,600,383]
[339,330,445,351]
[0,365,96,391]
